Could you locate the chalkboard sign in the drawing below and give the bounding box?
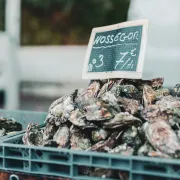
[82,19,148,79]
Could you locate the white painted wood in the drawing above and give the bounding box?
[0,0,21,109]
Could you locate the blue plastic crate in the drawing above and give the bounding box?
[1,133,180,180]
[0,109,47,140]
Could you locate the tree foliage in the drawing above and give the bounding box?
[0,0,130,45]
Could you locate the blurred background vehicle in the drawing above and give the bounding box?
[0,0,179,112]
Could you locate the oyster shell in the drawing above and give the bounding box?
[143,85,156,107]
[137,142,170,158]
[142,104,169,122]
[91,129,109,142]
[121,126,142,152]
[143,121,180,157]
[84,99,115,121]
[109,143,134,156]
[69,108,96,129]
[121,85,139,100]
[172,84,180,97]
[155,88,170,100]
[53,125,70,148]
[43,123,58,141]
[88,132,118,152]
[23,123,43,146]
[118,97,140,115]
[0,117,22,133]
[45,90,77,126]
[97,80,115,97]
[103,112,142,129]
[149,78,164,90]
[76,81,100,101]
[70,126,91,150]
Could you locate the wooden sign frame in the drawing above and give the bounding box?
[82,19,148,80]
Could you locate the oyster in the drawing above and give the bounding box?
[155,88,170,100]
[76,81,100,101]
[70,126,91,150]
[53,125,70,148]
[121,85,139,100]
[97,79,115,97]
[45,90,77,126]
[172,84,180,97]
[142,104,169,122]
[91,129,109,142]
[121,126,142,152]
[118,97,140,115]
[43,123,58,141]
[84,99,115,121]
[156,95,180,112]
[143,85,156,107]
[23,123,43,146]
[138,142,170,158]
[143,121,180,157]
[69,108,96,129]
[103,112,142,129]
[88,132,118,152]
[109,144,134,156]
[0,117,22,133]
[148,77,164,90]
[101,91,120,112]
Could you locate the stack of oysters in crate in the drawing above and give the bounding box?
[23,78,180,159]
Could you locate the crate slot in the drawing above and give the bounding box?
[0,146,3,156]
[73,155,90,164]
[133,160,167,174]
[0,158,3,168]
[92,156,109,166]
[49,153,70,162]
[111,159,129,170]
[31,150,70,163]
[31,162,70,176]
[4,147,29,158]
[5,159,29,170]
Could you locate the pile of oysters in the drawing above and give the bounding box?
[23,78,180,159]
[0,117,22,137]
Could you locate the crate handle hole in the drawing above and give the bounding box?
[9,174,19,180]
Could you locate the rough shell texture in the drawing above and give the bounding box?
[143,121,180,157]
[84,99,115,121]
[69,108,96,129]
[108,144,134,156]
[23,123,43,146]
[120,85,139,100]
[143,85,156,107]
[45,91,77,126]
[70,127,91,150]
[121,126,142,151]
[103,112,142,129]
[88,132,118,152]
[118,97,140,115]
[53,125,70,148]
[155,88,170,100]
[91,129,109,142]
